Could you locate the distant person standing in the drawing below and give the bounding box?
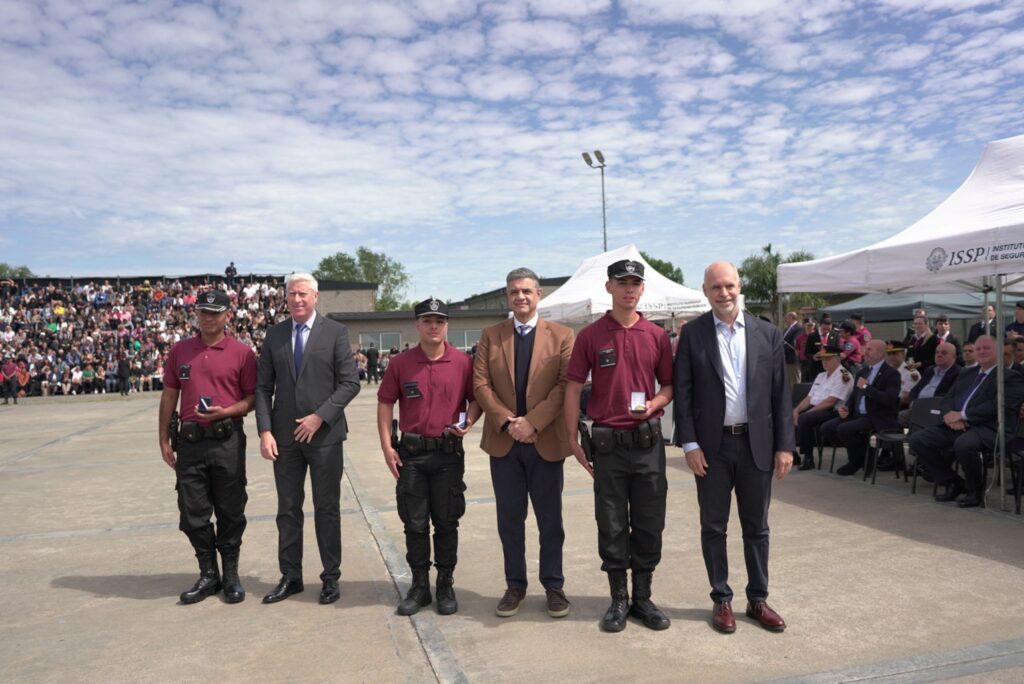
[225,262,238,289]
[255,272,361,606]
[117,355,131,396]
[1,355,17,405]
[158,290,257,604]
[365,343,380,385]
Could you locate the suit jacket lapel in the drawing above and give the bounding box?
[526,319,547,387]
[705,314,724,383]
[500,319,516,387]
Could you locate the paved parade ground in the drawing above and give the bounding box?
[3,390,1024,683]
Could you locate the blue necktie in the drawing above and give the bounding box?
[518,324,530,336]
[294,323,306,376]
[955,371,987,412]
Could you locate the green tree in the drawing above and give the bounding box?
[738,244,821,324]
[313,247,410,311]
[0,263,34,278]
[639,251,684,284]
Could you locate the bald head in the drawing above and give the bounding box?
[702,261,741,322]
[934,342,956,369]
[864,339,887,365]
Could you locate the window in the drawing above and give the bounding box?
[448,329,481,352]
[360,332,401,351]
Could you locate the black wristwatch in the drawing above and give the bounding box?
[501,419,511,433]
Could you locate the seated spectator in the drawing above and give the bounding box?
[820,339,902,476]
[906,316,938,372]
[886,340,920,408]
[792,344,854,470]
[81,362,97,394]
[962,341,977,368]
[1009,340,1024,375]
[899,342,960,427]
[909,336,1024,508]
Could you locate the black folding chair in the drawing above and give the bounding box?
[902,397,945,494]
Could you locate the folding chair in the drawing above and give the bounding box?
[900,397,945,494]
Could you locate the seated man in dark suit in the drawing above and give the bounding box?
[820,339,901,476]
[898,342,960,427]
[909,336,1024,508]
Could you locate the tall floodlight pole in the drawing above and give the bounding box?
[582,150,607,251]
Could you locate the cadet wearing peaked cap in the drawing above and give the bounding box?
[159,288,258,604]
[564,258,675,633]
[377,297,481,616]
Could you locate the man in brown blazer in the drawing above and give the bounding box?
[473,267,575,619]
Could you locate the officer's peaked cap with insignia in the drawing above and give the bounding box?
[815,343,842,360]
[607,259,645,280]
[415,297,449,318]
[195,289,230,312]
[886,339,907,353]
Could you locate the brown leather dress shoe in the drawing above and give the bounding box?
[712,601,736,633]
[495,588,526,617]
[545,588,571,618]
[746,601,786,632]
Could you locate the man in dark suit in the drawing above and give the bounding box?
[255,272,361,604]
[474,268,575,619]
[365,343,380,384]
[804,314,839,380]
[910,336,1024,507]
[675,261,793,635]
[819,339,901,476]
[968,305,997,343]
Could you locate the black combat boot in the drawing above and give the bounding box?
[397,566,432,616]
[629,571,671,630]
[220,549,245,604]
[601,571,629,632]
[180,555,222,605]
[435,567,458,615]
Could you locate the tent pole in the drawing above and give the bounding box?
[996,277,1006,511]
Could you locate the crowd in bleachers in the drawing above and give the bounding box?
[0,275,289,401]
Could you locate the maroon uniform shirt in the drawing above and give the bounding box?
[567,312,674,429]
[164,335,257,425]
[378,342,474,438]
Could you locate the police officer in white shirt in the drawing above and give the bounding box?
[792,344,853,470]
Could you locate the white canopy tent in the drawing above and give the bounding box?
[778,133,1024,511]
[537,244,709,324]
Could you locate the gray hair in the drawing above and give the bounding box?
[286,272,319,292]
[506,267,540,289]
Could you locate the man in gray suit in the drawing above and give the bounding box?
[256,272,361,605]
[674,261,794,634]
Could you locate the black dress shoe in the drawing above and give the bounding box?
[263,577,304,604]
[957,492,982,508]
[798,457,815,471]
[935,480,965,503]
[835,462,860,476]
[319,579,340,604]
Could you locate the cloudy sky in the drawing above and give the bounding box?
[3,0,1024,301]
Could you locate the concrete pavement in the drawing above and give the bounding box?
[2,390,1024,683]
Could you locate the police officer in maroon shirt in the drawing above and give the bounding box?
[159,289,257,604]
[563,259,674,633]
[377,297,481,616]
